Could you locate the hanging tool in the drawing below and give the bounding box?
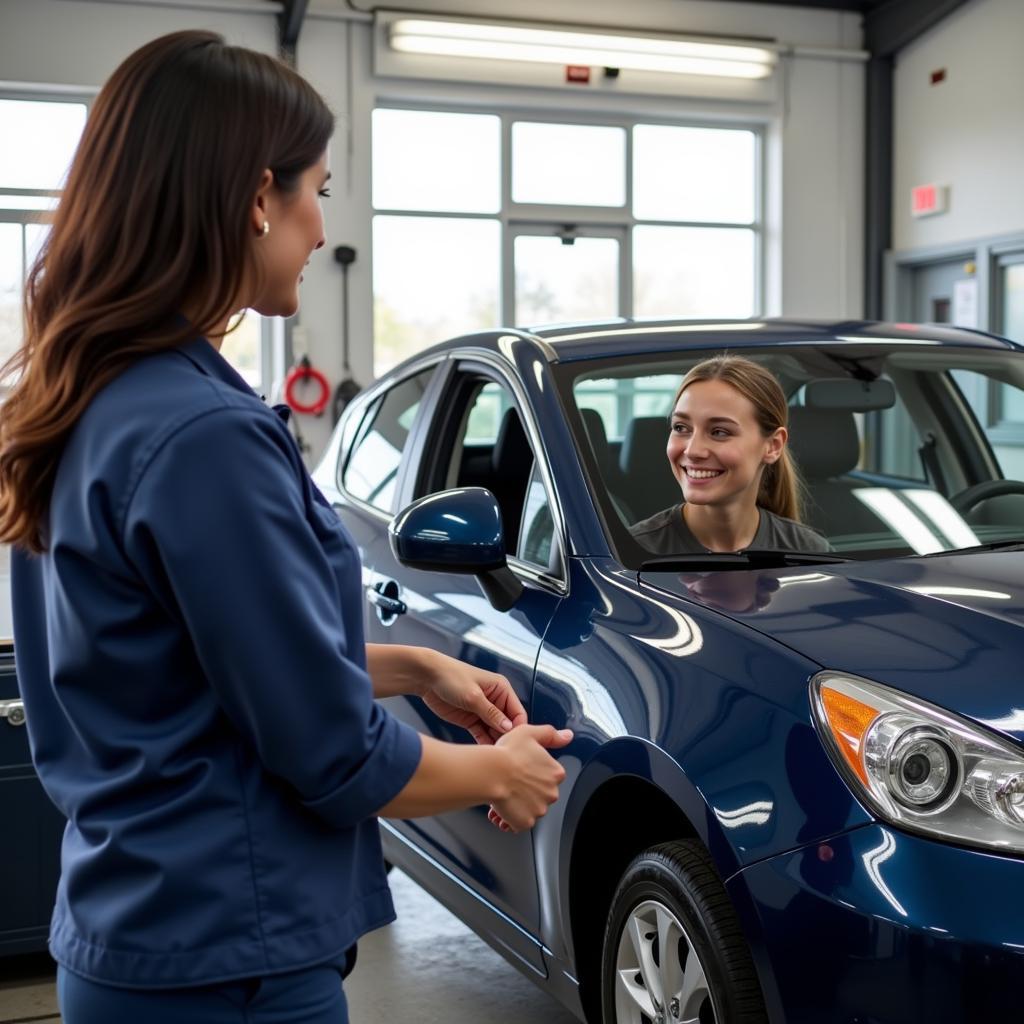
[331,243,362,423]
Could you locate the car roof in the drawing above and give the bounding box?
[422,318,1019,366]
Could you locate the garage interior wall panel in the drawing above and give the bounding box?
[0,1,277,86]
[1,0,864,463]
[780,54,864,321]
[893,0,1024,252]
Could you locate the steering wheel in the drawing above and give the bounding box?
[950,480,1024,514]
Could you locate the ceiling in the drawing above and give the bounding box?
[284,0,968,59]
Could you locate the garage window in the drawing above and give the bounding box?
[0,94,274,392]
[372,106,761,375]
[0,97,87,371]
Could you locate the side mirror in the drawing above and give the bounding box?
[389,487,524,611]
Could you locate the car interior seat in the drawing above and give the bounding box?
[490,408,535,552]
[580,408,624,490]
[786,406,890,538]
[618,416,681,523]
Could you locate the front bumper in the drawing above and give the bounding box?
[727,823,1024,1024]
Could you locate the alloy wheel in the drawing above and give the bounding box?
[613,898,716,1024]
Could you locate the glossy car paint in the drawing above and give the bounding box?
[314,321,1024,1023]
[389,487,506,572]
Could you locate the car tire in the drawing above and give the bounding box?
[601,840,767,1024]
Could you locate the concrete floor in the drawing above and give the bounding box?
[0,868,581,1023]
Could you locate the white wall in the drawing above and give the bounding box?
[0,0,276,84]
[0,0,866,461]
[892,0,1024,253]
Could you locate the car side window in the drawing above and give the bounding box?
[342,367,433,512]
[949,368,1024,479]
[433,376,562,575]
[517,464,562,576]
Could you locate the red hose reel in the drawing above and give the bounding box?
[284,356,330,417]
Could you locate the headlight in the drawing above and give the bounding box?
[811,671,1024,853]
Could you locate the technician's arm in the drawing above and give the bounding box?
[378,725,573,832]
[365,643,432,699]
[366,643,528,744]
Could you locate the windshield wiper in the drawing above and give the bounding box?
[639,549,851,572]
[923,540,1024,557]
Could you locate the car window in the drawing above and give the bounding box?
[854,379,926,482]
[462,380,513,444]
[342,367,433,512]
[517,464,561,575]
[559,344,1024,567]
[950,368,1024,479]
[442,379,530,553]
[430,375,561,574]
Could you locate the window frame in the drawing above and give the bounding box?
[370,101,765,373]
[0,86,278,394]
[989,251,1024,445]
[888,233,1024,453]
[405,351,568,592]
[0,87,95,385]
[336,354,446,519]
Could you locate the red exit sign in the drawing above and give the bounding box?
[911,183,948,218]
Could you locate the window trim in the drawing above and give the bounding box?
[336,353,448,521]
[371,101,766,372]
[406,349,569,593]
[0,87,277,393]
[0,89,94,384]
[990,251,1024,445]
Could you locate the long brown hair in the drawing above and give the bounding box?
[0,30,333,551]
[674,354,806,522]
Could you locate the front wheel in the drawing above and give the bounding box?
[601,841,767,1024]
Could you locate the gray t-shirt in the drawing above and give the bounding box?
[630,504,831,556]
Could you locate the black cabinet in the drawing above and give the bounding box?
[0,647,64,956]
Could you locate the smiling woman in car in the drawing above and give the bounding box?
[629,354,830,555]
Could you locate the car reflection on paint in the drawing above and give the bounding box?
[314,319,1024,1024]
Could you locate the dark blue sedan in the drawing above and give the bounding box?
[313,319,1024,1024]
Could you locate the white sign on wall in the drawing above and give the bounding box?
[952,278,978,328]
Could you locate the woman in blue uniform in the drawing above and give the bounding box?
[0,30,570,1024]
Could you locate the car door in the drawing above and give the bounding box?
[319,361,444,634]
[364,360,566,975]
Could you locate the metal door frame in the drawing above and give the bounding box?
[505,221,630,326]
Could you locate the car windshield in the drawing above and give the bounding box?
[558,342,1024,569]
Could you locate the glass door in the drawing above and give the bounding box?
[911,257,976,326]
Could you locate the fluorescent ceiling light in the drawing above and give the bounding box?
[903,489,979,550]
[389,18,777,79]
[853,488,945,555]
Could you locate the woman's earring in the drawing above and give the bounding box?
[261,221,270,237]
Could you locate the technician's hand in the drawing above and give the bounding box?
[420,651,529,745]
[488,725,573,833]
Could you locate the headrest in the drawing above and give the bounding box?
[787,406,860,480]
[491,407,532,476]
[619,416,669,475]
[580,407,609,448]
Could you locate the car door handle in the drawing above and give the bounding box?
[366,583,407,617]
[0,699,25,727]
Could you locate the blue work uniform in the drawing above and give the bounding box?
[11,336,422,993]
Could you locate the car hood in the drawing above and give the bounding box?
[640,551,1024,746]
